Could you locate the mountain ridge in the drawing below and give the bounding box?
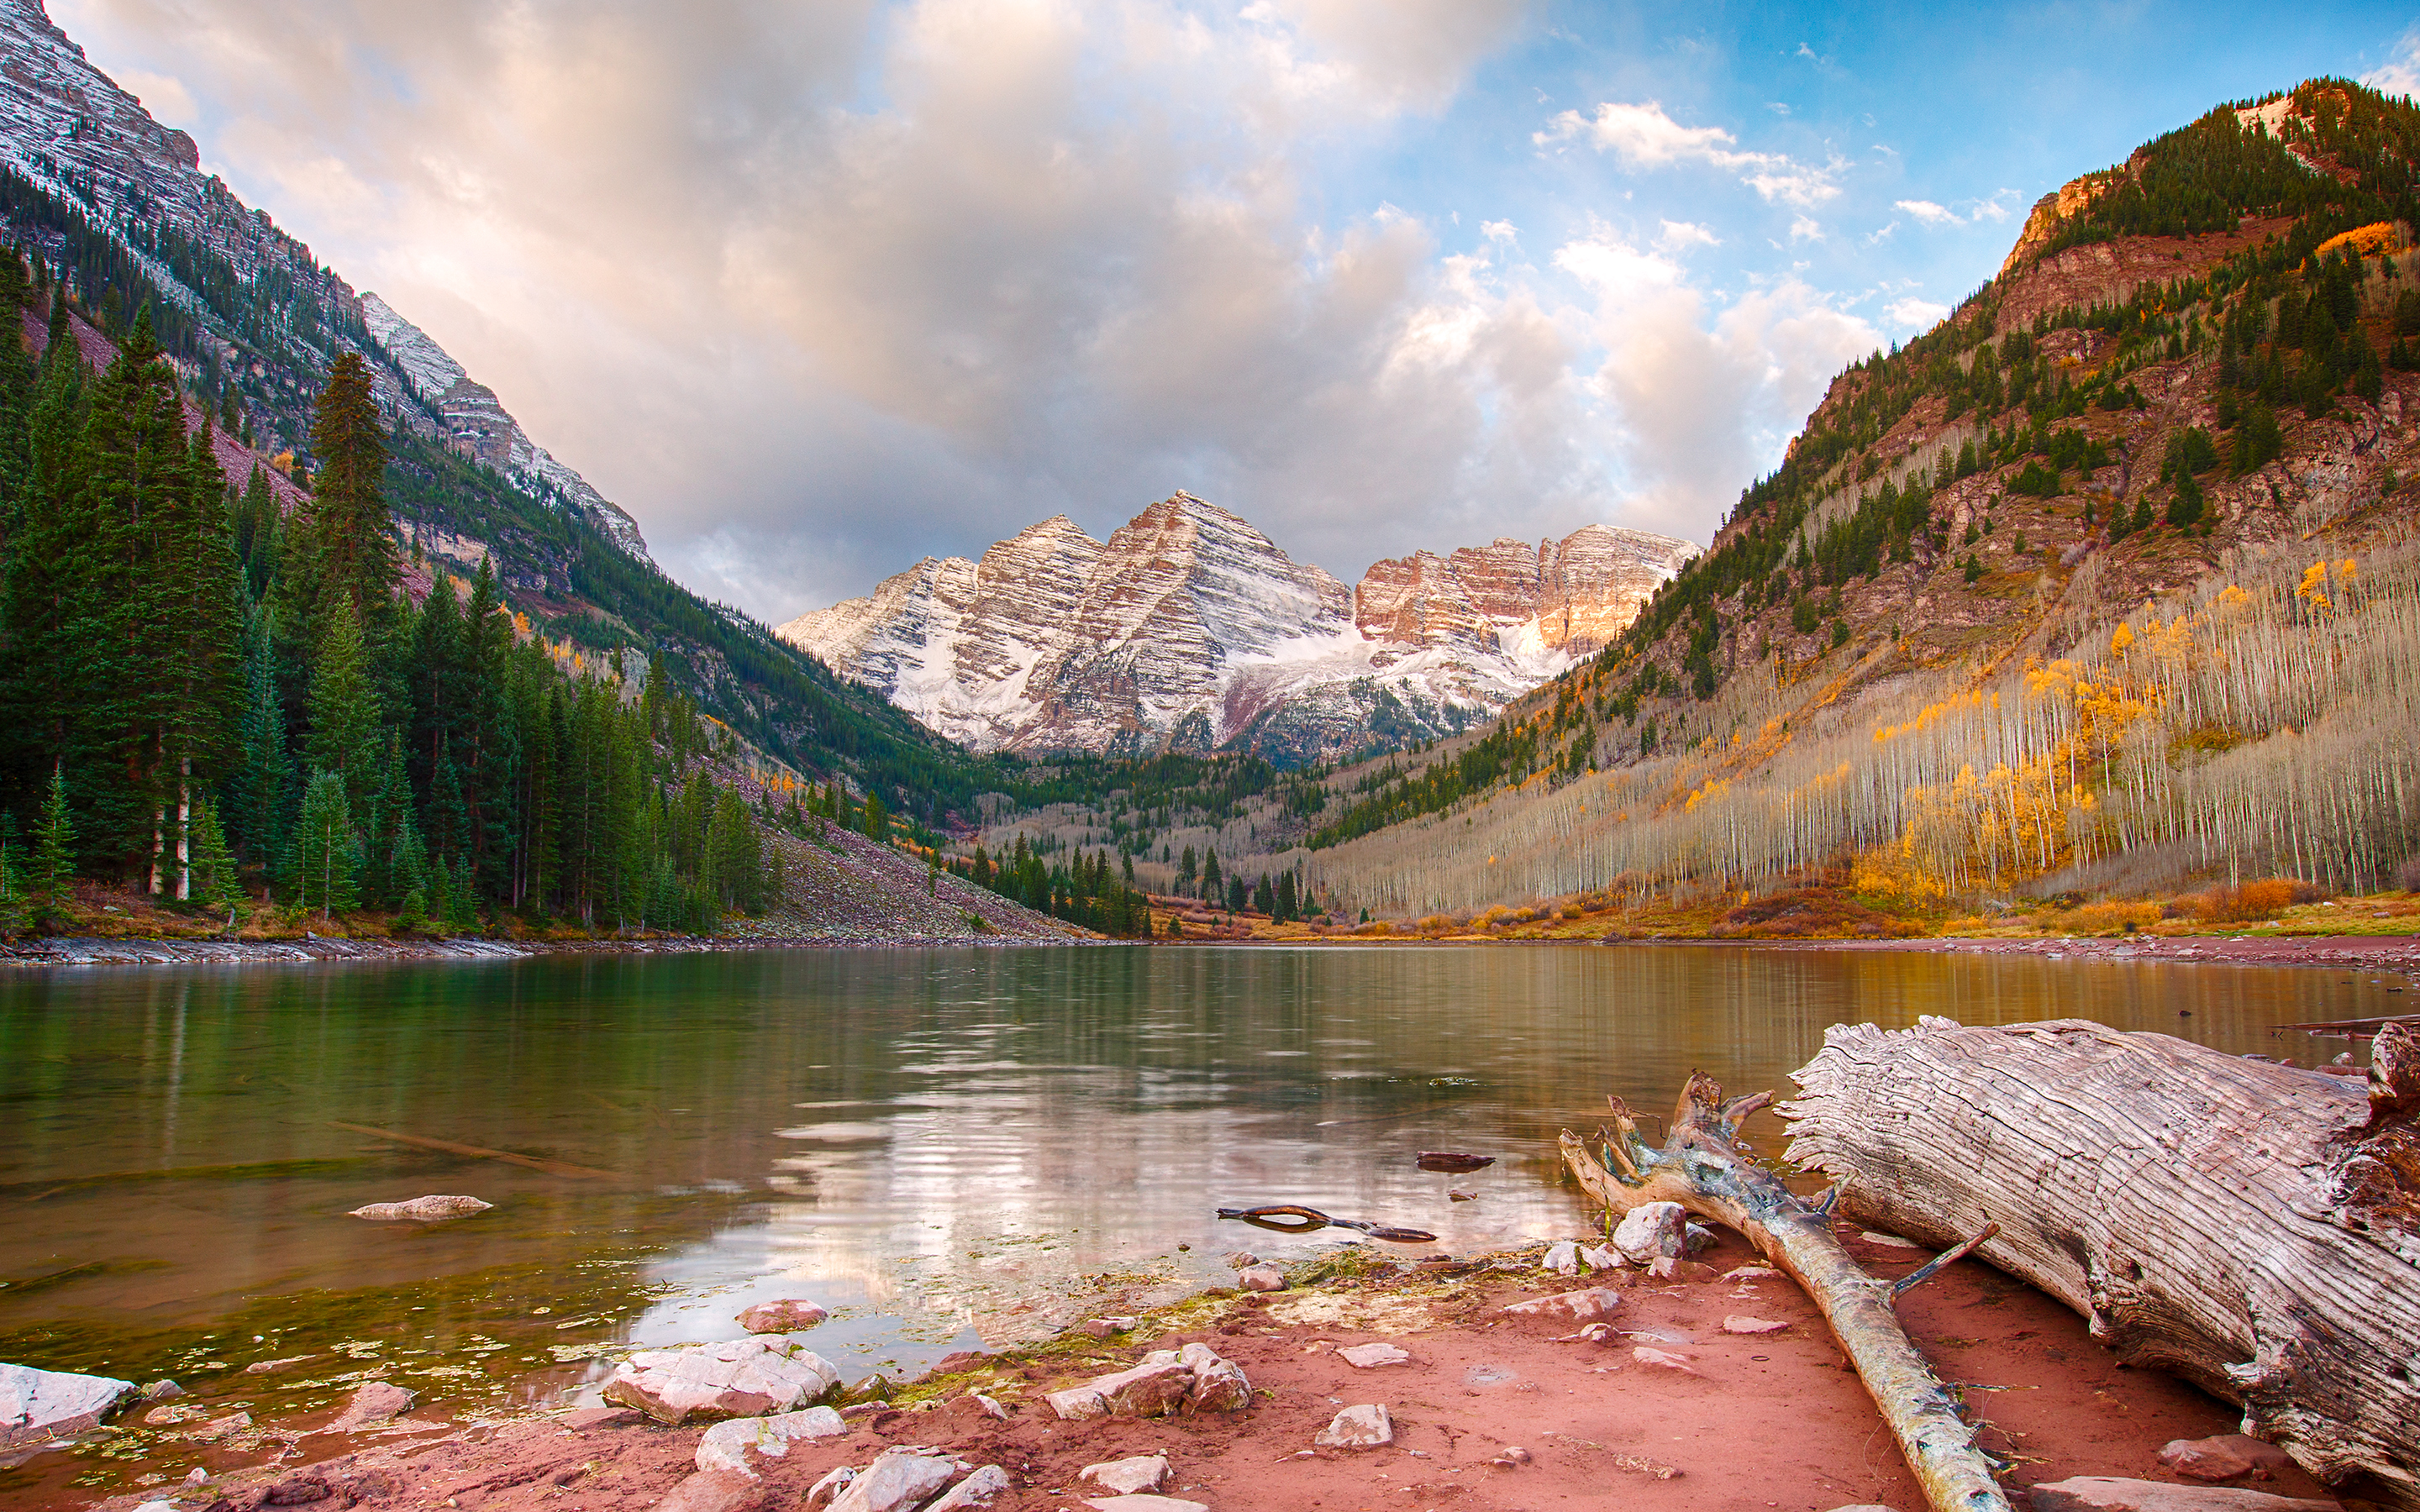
[777,492,1695,764]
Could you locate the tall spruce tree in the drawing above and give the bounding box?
[303,350,395,627]
[305,599,381,810]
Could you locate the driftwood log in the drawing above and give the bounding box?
[1560,1074,2009,1512]
[1783,1016,2420,1509]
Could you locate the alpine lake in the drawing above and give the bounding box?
[0,942,2398,1499]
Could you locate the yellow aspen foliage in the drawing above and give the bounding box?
[2110,622,2135,655]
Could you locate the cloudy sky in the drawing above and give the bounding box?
[54,0,2420,621]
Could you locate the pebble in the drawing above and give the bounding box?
[1448,1189,1477,1201]
[1337,1342,1411,1368]
[1632,1346,1699,1375]
[1080,1317,1140,1339]
[1236,1263,1287,1292]
[1313,1403,1393,1449]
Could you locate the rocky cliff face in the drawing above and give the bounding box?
[0,0,646,558]
[359,295,646,556]
[779,493,1694,763]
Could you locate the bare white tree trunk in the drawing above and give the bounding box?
[176,758,191,901]
[1784,1016,2420,1509]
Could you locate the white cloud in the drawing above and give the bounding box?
[1481,218,1518,243]
[1765,101,1789,116]
[1788,214,1823,243]
[1556,224,1879,537]
[1657,218,1719,250]
[1539,98,1839,206]
[1896,198,1960,227]
[1883,296,1949,329]
[118,67,195,123]
[2364,26,2420,97]
[1969,190,2016,223]
[1864,221,1898,245]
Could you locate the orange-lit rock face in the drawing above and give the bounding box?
[1356,526,1693,657]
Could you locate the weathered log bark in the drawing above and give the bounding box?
[1782,1016,2420,1510]
[1560,1073,2009,1512]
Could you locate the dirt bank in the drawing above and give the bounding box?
[61,1227,2336,1512]
[1745,931,2420,978]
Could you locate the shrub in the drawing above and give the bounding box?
[1417,913,1457,934]
[2055,900,2164,935]
[2189,878,2327,922]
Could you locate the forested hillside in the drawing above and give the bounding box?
[1296,80,2420,920]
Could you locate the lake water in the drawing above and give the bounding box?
[0,943,2395,1483]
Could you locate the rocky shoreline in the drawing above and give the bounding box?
[25,1226,2344,1512]
[0,931,1105,969]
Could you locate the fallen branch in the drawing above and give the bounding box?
[1782,1016,2420,1510]
[1559,1074,2007,1512]
[331,1121,623,1180]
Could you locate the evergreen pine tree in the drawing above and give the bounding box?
[187,797,244,924]
[290,768,359,919]
[29,768,73,932]
[303,351,396,627]
[861,789,886,842]
[227,591,292,865]
[305,600,381,810]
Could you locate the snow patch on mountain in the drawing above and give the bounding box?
[778,493,1697,764]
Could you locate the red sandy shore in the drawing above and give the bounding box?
[1753,932,2420,976]
[81,1228,2338,1512]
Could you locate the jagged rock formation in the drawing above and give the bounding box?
[0,0,645,559]
[778,493,1693,763]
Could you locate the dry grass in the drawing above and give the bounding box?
[2185,878,2328,923]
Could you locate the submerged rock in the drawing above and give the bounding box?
[0,1363,136,1450]
[601,1336,840,1425]
[324,1380,415,1431]
[346,1194,492,1222]
[735,1299,829,1334]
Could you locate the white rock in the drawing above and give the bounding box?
[827,1448,958,1512]
[927,1465,1013,1510]
[2025,1477,2340,1511]
[806,1466,857,1510]
[1723,1264,1780,1281]
[0,1363,137,1450]
[1541,1241,1581,1274]
[1578,1245,1624,1271]
[1337,1342,1410,1369]
[1082,1499,1209,1512]
[1080,1316,1139,1339]
[601,1336,840,1425]
[1501,1287,1623,1322]
[1236,1263,1287,1292]
[966,1394,1007,1420]
[1612,1202,1687,1263]
[1683,1222,1718,1255]
[695,1406,848,1477]
[1314,1403,1393,1449]
[324,1380,415,1432]
[1633,1346,1697,1374]
[346,1194,492,1222]
[1047,1360,1194,1420]
[1722,1316,1790,1336]
[1078,1453,1171,1494]
[1551,1323,1617,1344]
[1177,1342,1252,1415]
